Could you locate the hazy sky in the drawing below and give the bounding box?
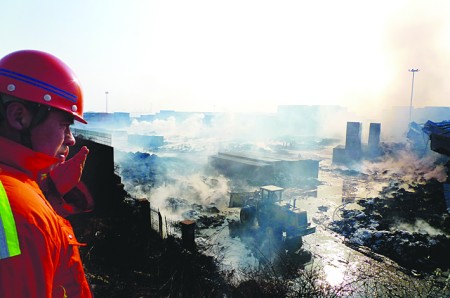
[1,1,450,117]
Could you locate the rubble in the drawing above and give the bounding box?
[330,178,450,273]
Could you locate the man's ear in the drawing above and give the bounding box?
[5,102,31,131]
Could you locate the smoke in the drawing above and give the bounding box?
[337,2,450,134]
[127,110,349,157]
[128,113,274,152]
[381,2,450,109]
[121,111,344,221]
[424,163,447,182]
[116,104,449,230]
[110,107,450,278]
[129,114,208,139]
[144,173,230,221]
[396,219,447,236]
[360,148,447,184]
[119,114,241,220]
[122,108,448,202]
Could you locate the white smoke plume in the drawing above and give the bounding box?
[396,219,447,237]
[360,148,447,184]
[147,173,231,221]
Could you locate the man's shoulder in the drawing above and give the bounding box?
[0,173,55,225]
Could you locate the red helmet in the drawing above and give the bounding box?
[0,50,87,123]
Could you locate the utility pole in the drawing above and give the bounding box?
[105,91,109,113]
[408,69,420,124]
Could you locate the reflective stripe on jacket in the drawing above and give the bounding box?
[0,180,21,259]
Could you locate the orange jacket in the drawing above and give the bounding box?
[0,137,92,298]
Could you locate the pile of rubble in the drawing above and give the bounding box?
[330,178,450,273]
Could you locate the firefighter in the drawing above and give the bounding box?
[0,50,92,297]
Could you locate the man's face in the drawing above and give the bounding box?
[30,109,76,162]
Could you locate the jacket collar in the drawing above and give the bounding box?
[0,136,59,180]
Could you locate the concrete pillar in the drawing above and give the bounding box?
[368,123,381,157]
[180,220,196,251]
[345,122,362,160]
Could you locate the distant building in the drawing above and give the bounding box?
[82,112,131,129]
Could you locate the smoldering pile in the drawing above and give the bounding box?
[330,178,450,273]
[166,196,225,229]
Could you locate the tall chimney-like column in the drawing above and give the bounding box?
[345,122,362,160]
[368,123,381,157]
